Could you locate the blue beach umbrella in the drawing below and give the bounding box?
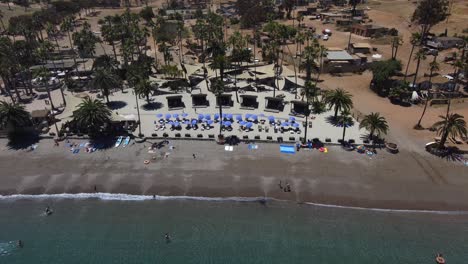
[207,120,214,125]
[292,123,300,128]
[245,113,252,119]
[281,122,289,127]
[167,121,174,126]
[172,121,180,127]
[182,113,189,117]
[239,121,246,126]
[156,113,163,118]
[204,114,211,120]
[259,113,265,117]
[183,120,190,125]
[198,113,204,120]
[191,119,198,125]
[173,113,179,118]
[289,116,296,122]
[214,113,220,120]
[268,116,275,121]
[246,122,253,128]
[236,114,243,121]
[165,113,172,119]
[224,121,232,126]
[226,113,233,119]
[251,114,258,120]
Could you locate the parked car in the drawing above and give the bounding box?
[322,34,329,41]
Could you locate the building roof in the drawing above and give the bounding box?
[326,50,354,61]
[435,37,464,41]
[31,109,49,118]
[351,43,372,49]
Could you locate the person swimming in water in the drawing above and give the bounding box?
[17,240,23,248]
[45,206,52,215]
[165,233,171,243]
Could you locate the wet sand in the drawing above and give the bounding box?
[0,138,467,211]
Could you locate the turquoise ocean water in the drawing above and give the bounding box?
[1,196,467,264]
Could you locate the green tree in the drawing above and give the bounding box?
[403,33,421,82]
[412,49,427,88]
[135,78,154,104]
[0,101,31,132]
[370,59,402,95]
[432,113,467,149]
[99,16,119,61]
[416,57,439,128]
[72,21,100,58]
[210,78,225,135]
[301,81,319,143]
[90,69,120,103]
[359,112,389,141]
[72,98,111,136]
[33,67,55,109]
[139,6,155,24]
[337,110,353,144]
[412,0,449,41]
[323,88,353,118]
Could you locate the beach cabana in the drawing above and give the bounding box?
[290,100,308,117]
[191,94,209,108]
[264,97,284,113]
[166,95,185,110]
[216,94,234,108]
[240,95,259,109]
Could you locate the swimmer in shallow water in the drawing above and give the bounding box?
[17,240,23,248]
[165,233,171,243]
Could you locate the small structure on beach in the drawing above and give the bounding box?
[217,94,234,108]
[322,49,364,73]
[426,37,465,50]
[349,43,372,54]
[191,94,209,108]
[351,24,389,37]
[290,100,308,117]
[240,95,259,109]
[166,95,185,110]
[264,97,284,113]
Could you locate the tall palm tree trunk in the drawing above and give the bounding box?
[341,122,347,143]
[403,45,415,82]
[412,56,422,88]
[45,81,55,110]
[217,95,223,135]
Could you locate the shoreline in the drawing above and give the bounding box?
[1,138,467,212]
[2,192,468,215]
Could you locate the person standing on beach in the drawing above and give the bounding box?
[193,154,196,159]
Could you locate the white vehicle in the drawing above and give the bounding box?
[322,34,329,41]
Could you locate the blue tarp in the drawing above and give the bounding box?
[280,145,296,154]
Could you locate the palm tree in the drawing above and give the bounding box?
[416,57,439,128]
[33,67,55,110]
[0,101,31,132]
[337,110,353,144]
[91,69,120,103]
[412,49,427,88]
[72,98,111,136]
[359,112,389,141]
[210,78,225,135]
[403,32,421,82]
[432,113,467,149]
[323,88,353,119]
[135,78,153,104]
[301,81,318,143]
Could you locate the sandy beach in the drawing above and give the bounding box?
[1,138,467,211]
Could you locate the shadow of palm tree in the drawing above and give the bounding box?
[427,145,465,162]
[106,101,127,110]
[89,136,118,150]
[7,132,40,150]
[325,115,355,128]
[142,102,164,111]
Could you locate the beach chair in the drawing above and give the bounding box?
[434,136,441,142]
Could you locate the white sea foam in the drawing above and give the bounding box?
[303,202,468,215]
[0,193,467,215]
[0,193,267,202]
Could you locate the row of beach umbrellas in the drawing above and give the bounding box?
[156,113,298,123]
